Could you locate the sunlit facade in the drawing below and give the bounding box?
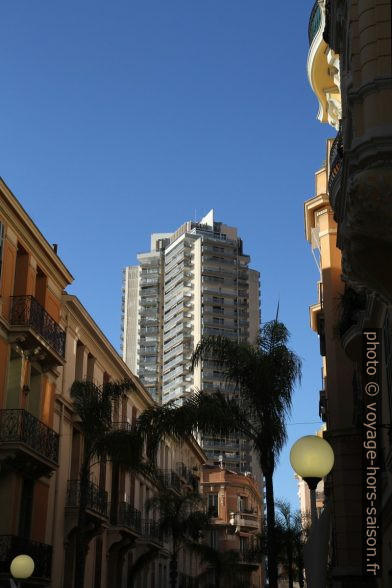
[122,210,261,476]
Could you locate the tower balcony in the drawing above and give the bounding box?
[307,0,341,129]
[0,409,59,478]
[8,295,66,367]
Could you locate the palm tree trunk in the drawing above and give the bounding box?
[287,544,294,588]
[169,554,178,588]
[74,452,90,588]
[215,569,221,588]
[264,468,278,588]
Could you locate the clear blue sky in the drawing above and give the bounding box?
[0,0,333,507]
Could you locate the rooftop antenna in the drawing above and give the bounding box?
[194,208,197,221]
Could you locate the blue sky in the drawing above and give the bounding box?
[0,0,333,507]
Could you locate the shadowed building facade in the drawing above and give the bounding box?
[306,0,392,585]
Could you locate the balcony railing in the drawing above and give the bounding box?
[141,519,162,543]
[10,295,66,358]
[308,0,322,45]
[0,409,59,464]
[0,535,52,579]
[176,462,199,490]
[110,502,141,533]
[66,480,108,517]
[239,550,260,564]
[328,130,343,196]
[157,469,181,492]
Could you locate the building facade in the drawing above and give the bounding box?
[122,209,261,476]
[53,294,206,588]
[0,178,73,586]
[200,465,263,588]
[0,180,207,587]
[306,1,392,583]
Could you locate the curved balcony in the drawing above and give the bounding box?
[307,0,341,128]
[339,286,367,360]
[328,130,344,213]
[308,1,322,45]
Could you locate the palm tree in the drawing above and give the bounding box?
[187,543,246,588]
[70,378,149,588]
[127,547,160,588]
[144,489,209,588]
[274,500,303,588]
[137,320,301,588]
[260,501,309,588]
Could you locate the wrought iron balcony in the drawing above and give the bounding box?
[328,130,343,197]
[9,295,66,359]
[157,469,181,492]
[66,480,108,517]
[0,409,59,470]
[0,535,52,580]
[308,0,322,45]
[110,502,141,534]
[176,462,199,490]
[111,421,132,432]
[140,519,162,543]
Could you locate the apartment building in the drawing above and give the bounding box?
[0,178,73,586]
[306,0,392,584]
[0,180,207,587]
[122,209,261,476]
[200,465,263,587]
[53,294,205,588]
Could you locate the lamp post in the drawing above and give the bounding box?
[10,555,35,588]
[290,435,334,588]
[290,435,334,526]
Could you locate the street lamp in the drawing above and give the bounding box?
[10,555,35,588]
[290,435,334,526]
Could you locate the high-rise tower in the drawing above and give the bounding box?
[121,210,261,474]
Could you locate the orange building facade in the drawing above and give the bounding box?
[0,180,207,587]
[200,465,263,587]
[0,178,73,584]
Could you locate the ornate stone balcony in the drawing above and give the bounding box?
[307,0,341,128]
[0,409,59,477]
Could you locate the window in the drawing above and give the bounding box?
[207,493,218,517]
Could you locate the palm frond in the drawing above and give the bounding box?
[95,428,149,474]
[138,391,254,461]
[128,547,160,583]
[145,490,208,550]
